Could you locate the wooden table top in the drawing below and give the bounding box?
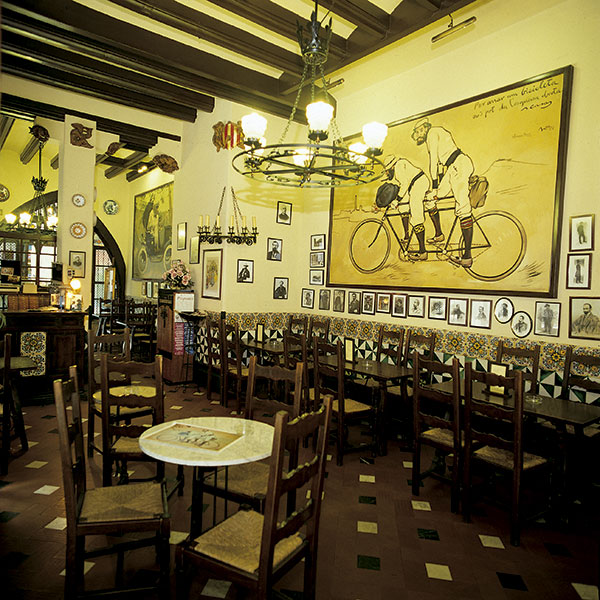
[319,354,411,381]
[243,339,286,355]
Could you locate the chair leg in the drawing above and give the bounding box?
[103,455,113,487]
[336,416,344,467]
[87,403,96,457]
[450,453,460,514]
[412,441,421,497]
[462,452,471,523]
[303,548,317,600]
[511,470,522,546]
[158,524,171,600]
[175,545,191,600]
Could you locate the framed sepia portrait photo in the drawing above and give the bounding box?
[569,214,594,252]
[319,289,331,310]
[569,296,600,341]
[494,297,514,324]
[311,234,326,251]
[377,293,391,313]
[310,251,325,268]
[309,270,324,285]
[68,250,85,278]
[176,222,187,250]
[511,310,533,338]
[273,277,289,300]
[301,288,314,309]
[566,253,591,289]
[332,289,345,313]
[470,299,492,329]
[267,238,282,261]
[391,294,407,318]
[448,298,468,326]
[276,201,292,225]
[347,291,361,315]
[408,295,425,318]
[428,296,447,320]
[236,259,254,284]
[534,301,561,337]
[362,291,375,315]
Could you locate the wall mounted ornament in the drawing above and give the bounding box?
[153,154,179,173]
[70,123,94,148]
[212,120,244,151]
[70,222,87,239]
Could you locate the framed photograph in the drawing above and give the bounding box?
[152,281,159,298]
[448,298,468,326]
[391,294,407,318]
[348,291,361,315]
[309,270,324,285]
[566,253,591,289]
[376,293,391,313]
[236,259,254,283]
[470,299,492,329]
[333,289,345,313]
[494,297,514,324]
[267,237,282,261]
[488,361,508,396]
[301,288,314,309]
[177,222,187,250]
[276,201,292,225]
[68,250,85,278]
[428,296,447,320]
[141,281,147,297]
[408,295,425,318]
[569,297,600,341]
[273,277,289,299]
[534,301,561,337]
[319,289,331,310]
[569,214,595,252]
[201,249,222,299]
[189,236,200,264]
[511,310,533,338]
[362,291,375,315]
[311,234,326,251]
[310,251,325,268]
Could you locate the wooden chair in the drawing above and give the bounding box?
[127,301,156,360]
[462,363,549,546]
[357,326,405,391]
[202,356,304,516]
[54,365,170,600]
[287,314,308,335]
[496,340,540,394]
[283,331,314,413]
[412,354,461,513]
[402,330,436,368]
[223,322,249,413]
[205,317,225,404]
[307,316,330,348]
[313,338,377,466]
[176,397,333,600]
[100,354,167,487]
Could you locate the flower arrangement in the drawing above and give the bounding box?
[162,260,193,290]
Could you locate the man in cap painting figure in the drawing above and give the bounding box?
[412,118,475,267]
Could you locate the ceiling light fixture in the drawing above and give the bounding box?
[431,14,477,43]
[233,1,388,188]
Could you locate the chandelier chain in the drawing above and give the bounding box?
[277,65,308,145]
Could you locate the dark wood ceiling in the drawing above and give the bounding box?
[1,0,479,126]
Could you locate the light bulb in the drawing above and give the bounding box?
[241,113,267,142]
[293,148,313,167]
[70,278,82,291]
[349,142,369,165]
[47,215,58,227]
[362,122,388,149]
[5,213,17,225]
[19,212,32,225]
[306,101,334,135]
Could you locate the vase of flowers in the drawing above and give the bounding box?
[162,260,193,290]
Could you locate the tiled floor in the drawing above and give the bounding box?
[1,382,599,599]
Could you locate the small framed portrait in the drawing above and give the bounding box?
[273,277,289,299]
[202,248,222,299]
[68,250,85,278]
[362,291,375,315]
[301,288,315,309]
[311,234,326,251]
[494,297,514,324]
[348,291,362,315]
[276,201,292,225]
[310,251,325,268]
[408,295,425,318]
[176,222,187,250]
[377,293,391,313]
[332,289,345,313]
[534,301,561,337]
[566,253,591,289]
[511,310,533,338]
[236,259,254,283]
[319,289,331,310]
[189,236,200,264]
[267,238,282,261]
[391,294,407,318]
[448,298,468,326]
[141,281,147,297]
[152,281,159,298]
[428,296,447,320]
[569,214,595,252]
[569,296,600,341]
[470,299,492,329]
[309,270,324,285]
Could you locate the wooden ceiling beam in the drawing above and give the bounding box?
[318,0,390,36]
[126,162,158,182]
[0,116,15,152]
[104,151,148,179]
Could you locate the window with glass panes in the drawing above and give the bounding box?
[0,233,57,286]
[93,232,114,314]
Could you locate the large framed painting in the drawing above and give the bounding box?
[133,181,173,280]
[328,66,573,297]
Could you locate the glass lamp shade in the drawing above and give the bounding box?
[349,142,369,165]
[245,137,267,156]
[241,113,267,142]
[5,213,17,225]
[70,278,82,291]
[19,212,32,225]
[306,101,334,134]
[293,148,313,167]
[46,214,59,227]
[362,122,388,149]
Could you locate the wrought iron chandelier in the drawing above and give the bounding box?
[232,1,388,188]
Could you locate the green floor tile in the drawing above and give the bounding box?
[417,528,440,541]
[358,495,376,505]
[357,555,380,570]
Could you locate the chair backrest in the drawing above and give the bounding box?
[283,332,311,412]
[376,326,404,365]
[308,316,330,344]
[53,365,85,533]
[464,362,525,468]
[223,322,243,375]
[496,340,540,394]
[107,299,127,333]
[258,397,333,591]
[99,354,164,450]
[1,333,12,389]
[245,355,303,422]
[206,317,223,367]
[287,314,308,335]
[403,330,435,367]
[87,327,131,399]
[413,354,460,444]
[561,346,600,401]
[313,338,344,406]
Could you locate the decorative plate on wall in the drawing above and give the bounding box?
[70,222,87,239]
[71,193,86,207]
[103,199,119,215]
[0,183,10,202]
